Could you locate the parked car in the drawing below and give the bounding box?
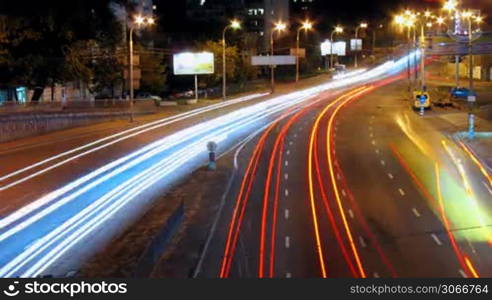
[450,87,476,100]
[136,92,162,101]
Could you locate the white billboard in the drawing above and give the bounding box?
[173,52,214,75]
[350,39,363,51]
[251,55,296,66]
[321,41,346,56]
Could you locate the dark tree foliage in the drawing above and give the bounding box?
[0,1,124,100]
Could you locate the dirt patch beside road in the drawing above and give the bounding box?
[80,161,232,278]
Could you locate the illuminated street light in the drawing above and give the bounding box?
[443,0,458,12]
[222,19,242,101]
[330,25,344,69]
[270,21,287,93]
[296,20,313,82]
[354,23,368,68]
[128,15,155,122]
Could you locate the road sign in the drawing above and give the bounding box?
[251,55,296,66]
[290,48,306,58]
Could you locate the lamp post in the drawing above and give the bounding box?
[443,0,460,88]
[296,20,313,82]
[270,21,287,93]
[222,19,241,101]
[354,22,367,68]
[128,15,154,123]
[330,25,343,69]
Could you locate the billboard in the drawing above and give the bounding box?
[290,48,306,58]
[251,55,296,66]
[173,52,214,75]
[350,39,363,51]
[321,41,346,56]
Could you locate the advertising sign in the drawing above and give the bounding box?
[290,48,306,58]
[251,55,296,66]
[173,52,214,75]
[350,39,363,51]
[321,41,346,56]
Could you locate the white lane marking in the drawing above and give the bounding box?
[369,126,373,131]
[375,149,380,154]
[387,173,394,179]
[398,188,405,196]
[348,209,354,219]
[380,160,386,166]
[371,140,376,145]
[285,236,290,248]
[371,115,375,119]
[459,269,468,278]
[373,272,380,278]
[336,173,341,180]
[294,133,297,138]
[286,272,292,278]
[412,208,421,218]
[285,189,289,197]
[289,141,293,145]
[359,236,367,248]
[286,150,291,155]
[285,160,289,166]
[369,133,374,138]
[285,209,290,220]
[284,173,289,180]
[483,181,492,196]
[431,234,443,246]
[341,189,347,197]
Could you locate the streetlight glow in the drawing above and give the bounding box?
[135,15,145,25]
[302,20,313,30]
[335,26,343,33]
[230,19,241,29]
[360,22,368,29]
[274,21,287,32]
[443,0,458,12]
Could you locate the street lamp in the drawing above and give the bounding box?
[128,15,154,122]
[296,20,313,82]
[330,25,343,69]
[270,21,287,93]
[222,19,241,101]
[354,22,368,68]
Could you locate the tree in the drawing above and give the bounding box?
[196,40,239,88]
[138,48,167,95]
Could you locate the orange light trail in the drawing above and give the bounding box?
[308,87,367,278]
[325,87,373,278]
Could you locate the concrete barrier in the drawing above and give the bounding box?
[133,202,185,277]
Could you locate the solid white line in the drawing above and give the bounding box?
[387,173,394,179]
[348,209,354,219]
[285,189,289,197]
[398,188,405,196]
[285,209,290,220]
[412,208,421,218]
[359,236,367,248]
[285,236,290,248]
[459,269,468,278]
[284,173,289,180]
[431,234,443,246]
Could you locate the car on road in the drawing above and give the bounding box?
[136,92,162,101]
[450,87,476,100]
